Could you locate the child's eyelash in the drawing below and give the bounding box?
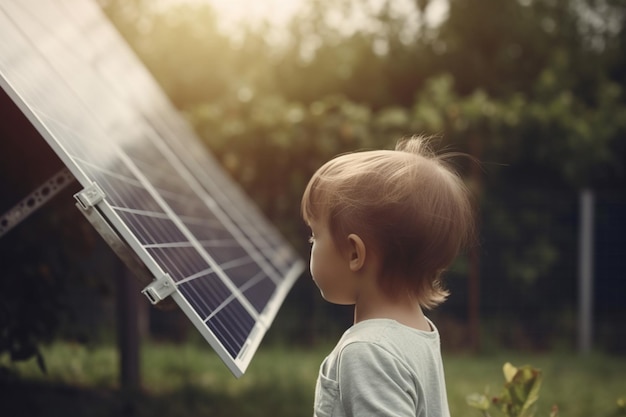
[308,236,315,244]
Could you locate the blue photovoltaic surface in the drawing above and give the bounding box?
[0,0,304,377]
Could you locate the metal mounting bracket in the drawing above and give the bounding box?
[141,273,177,305]
[74,182,105,209]
[0,167,76,238]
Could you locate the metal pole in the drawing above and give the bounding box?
[578,189,594,354]
[467,134,482,352]
[116,264,142,390]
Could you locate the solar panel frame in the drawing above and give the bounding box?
[0,0,304,377]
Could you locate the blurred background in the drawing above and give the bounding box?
[1,0,625,416]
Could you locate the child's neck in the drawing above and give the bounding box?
[353,291,431,332]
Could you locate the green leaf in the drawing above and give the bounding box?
[518,368,542,417]
[467,393,491,411]
[503,362,518,383]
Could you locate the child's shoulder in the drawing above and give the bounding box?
[339,318,439,348]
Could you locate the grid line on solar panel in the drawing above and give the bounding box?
[147,245,265,324]
[134,131,286,271]
[204,291,249,323]
[207,303,256,357]
[160,195,223,227]
[146,246,211,282]
[176,275,258,342]
[36,112,113,154]
[175,272,230,312]
[174,280,257,357]
[72,158,145,189]
[94,175,164,213]
[176,267,216,285]
[143,241,202,249]
[178,217,230,235]
[116,212,186,246]
[112,207,171,219]
[236,270,267,294]
[130,160,198,198]
[178,277,232,313]
[216,255,255,271]
[196,238,240,248]
[243,279,278,313]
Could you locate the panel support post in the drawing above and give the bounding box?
[467,133,483,352]
[578,189,594,354]
[117,263,141,390]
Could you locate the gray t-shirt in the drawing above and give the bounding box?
[313,318,450,417]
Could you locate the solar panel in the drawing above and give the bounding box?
[0,0,304,377]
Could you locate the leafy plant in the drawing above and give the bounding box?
[467,362,557,417]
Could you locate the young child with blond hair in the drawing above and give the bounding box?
[302,135,475,417]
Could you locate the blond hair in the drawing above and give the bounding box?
[301,136,475,309]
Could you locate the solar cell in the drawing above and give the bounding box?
[0,0,304,377]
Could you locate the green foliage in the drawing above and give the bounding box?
[467,362,551,417]
[499,363,545,417]
[467,361,626,417]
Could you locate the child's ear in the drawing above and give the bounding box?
[347,234,366,272]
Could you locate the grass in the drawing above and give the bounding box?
[1,341,625,417]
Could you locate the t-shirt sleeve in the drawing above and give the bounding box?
[337,342,418,417]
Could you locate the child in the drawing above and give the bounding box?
[302,135,475,417]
